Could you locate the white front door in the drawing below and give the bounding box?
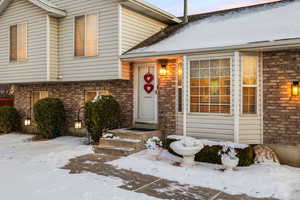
[135,63,157,124]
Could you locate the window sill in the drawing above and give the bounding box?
[9,60,28,64]
[187,112,233,117]
[74,55,99,59]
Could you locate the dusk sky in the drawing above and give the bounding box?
[145,0,280,16]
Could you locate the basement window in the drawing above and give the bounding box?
[85,91,111,102]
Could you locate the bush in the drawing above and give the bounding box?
[34,98,66,139]
[166,138,255,167]
[0,106,21,133]
[84,95,121,142]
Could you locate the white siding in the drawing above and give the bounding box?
[0,0,48,83]
[50,0,120,81]
[48,16,59,81]
[121,7,167,54]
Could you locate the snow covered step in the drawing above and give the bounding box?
[93,145,136,157]
[108,129,161,140]
[99,137,143,149]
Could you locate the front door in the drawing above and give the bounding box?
[135,63,157,124]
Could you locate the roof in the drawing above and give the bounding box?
[119,0,181,24]
[0,0,66,17]
[124,0,300,58]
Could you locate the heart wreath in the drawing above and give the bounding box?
[144,73,154,83]
[144,83,154,94]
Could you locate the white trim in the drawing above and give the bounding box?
[260,52,264,144]
[118,4,123,79]
[121,39,300,59]
[46,15,50,81]
[183,56,188,136]
[233,51,240,143]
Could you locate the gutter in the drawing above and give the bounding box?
[120,38,300,59]
[119,0,182,24]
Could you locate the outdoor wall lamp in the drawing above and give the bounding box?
[159,59,168,76]
[24,95,32,126]
[74,106,85,129]
[292,81,300,96]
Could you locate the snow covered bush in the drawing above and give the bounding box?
[145,137,163,150]
[218,146,239,159]
[166,136,255,166]
[34,98,66,139]
[0,106,20,134]
[85,95,121,142]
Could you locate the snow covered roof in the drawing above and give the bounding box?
[0,0,66,17]
[124,0,300,58]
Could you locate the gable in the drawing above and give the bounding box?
[0,0,66,17]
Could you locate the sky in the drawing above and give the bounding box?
[145,0,280,16]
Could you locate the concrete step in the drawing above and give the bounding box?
[93,145,136,157]
[108,128,161,141]
[99,137,144,149]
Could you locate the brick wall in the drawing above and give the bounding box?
[14,80,134,133]
[158,61,177,137]
[263,50,300,145]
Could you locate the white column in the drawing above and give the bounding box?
[233,51,240,143]
[183,56,188,137]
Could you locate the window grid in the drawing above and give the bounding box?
[190,58,231,114]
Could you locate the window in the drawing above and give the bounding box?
[10,24,27,62]
[75,14,98,57]
[177,63,183,112]
[85,91,111,102]
[32,91,48,108]
[242,56,258,114]
[190,58,231,113]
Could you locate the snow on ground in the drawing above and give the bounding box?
[131,0,300,54]
[0,133,158,200]
[110,150,300,200]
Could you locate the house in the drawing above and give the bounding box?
[0,0,299,165]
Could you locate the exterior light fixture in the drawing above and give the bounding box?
[159,59,168,76]
[24,95,32,126]
[24,116,31,126]
[74,107,85,129]
[292,81,300,96]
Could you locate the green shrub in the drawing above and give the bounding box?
[166,138,254,167]
[33,98,66,139]
[0,106,21,133]
[84,95,121,142]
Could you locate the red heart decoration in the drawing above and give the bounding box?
[144,73,154,83]
[144,83,154,94]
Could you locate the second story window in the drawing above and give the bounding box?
[10,24,27,62]
[75,14,98,57]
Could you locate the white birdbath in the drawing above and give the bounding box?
[170,137,204,167]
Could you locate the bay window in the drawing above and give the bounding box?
[10,24,27,62]
[75,14,98,57]
[242,56,258,114]
[190,58,231,114]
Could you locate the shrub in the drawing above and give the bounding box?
[84,95,121,142]
[166,138,255,167]
[0,106,21,133]
[34,98,66,139]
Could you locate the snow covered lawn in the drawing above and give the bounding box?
[110,150,300,200]
[0,133,158,200]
